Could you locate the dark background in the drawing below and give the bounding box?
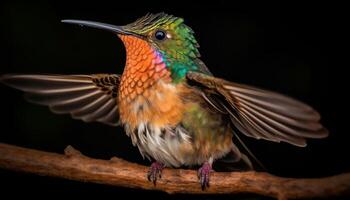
[0,1,348,199]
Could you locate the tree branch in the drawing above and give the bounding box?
[0,143,349,199]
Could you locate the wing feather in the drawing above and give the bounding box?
[1,74,121,126]
[186,71,328,147]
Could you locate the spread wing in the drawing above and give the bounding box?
[1,74,121,126]
[187,71,328,147]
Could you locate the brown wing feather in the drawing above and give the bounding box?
[186,71,328,147]
[1,74,120,126]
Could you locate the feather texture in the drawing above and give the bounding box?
[0,74,121,126]
[186,71,328,147]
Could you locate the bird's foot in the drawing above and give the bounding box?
[147,161,164,185]
[198,161,213,190]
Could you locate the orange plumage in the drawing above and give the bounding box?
[118,35,180,130]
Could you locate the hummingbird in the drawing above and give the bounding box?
[1,13,328,189]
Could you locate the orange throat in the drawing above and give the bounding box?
[118,35,171,102]
[117,35,185,130]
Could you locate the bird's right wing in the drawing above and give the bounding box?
[1,74,121,126]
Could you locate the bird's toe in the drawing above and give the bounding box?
[147,161,164,185]
[198,162,212,190]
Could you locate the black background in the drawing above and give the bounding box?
[0,1,348,199]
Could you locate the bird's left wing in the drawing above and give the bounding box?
[1,74,121,126]
[186,71,328,147]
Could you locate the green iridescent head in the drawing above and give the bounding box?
[62,13,210,82]
[124,13,200,58]
[124,13,209,82]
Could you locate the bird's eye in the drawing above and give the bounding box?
[154,30,166,41]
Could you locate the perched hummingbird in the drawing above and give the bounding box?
[1,13,328,189]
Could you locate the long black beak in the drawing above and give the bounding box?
[61,19,135,35]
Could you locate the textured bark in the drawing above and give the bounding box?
[0,143,349,199]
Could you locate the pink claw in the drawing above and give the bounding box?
[198,162,212,190]
[147,161,164,185]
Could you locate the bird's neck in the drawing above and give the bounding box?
[117,35,191,131]
[118,35,171,103]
